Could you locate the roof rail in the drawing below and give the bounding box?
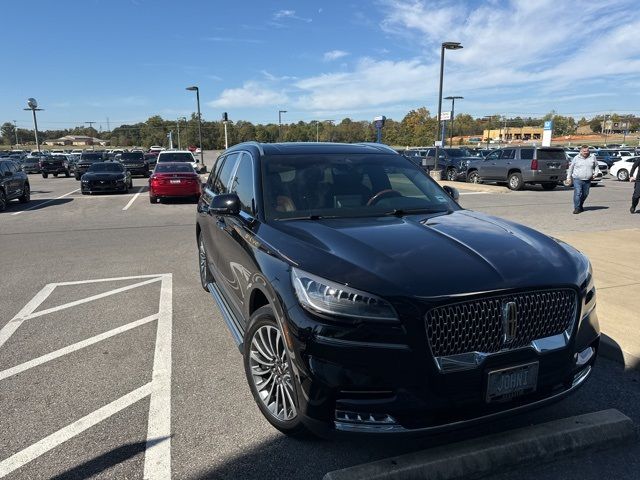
[356,142,398,154]
[234,141,265,156]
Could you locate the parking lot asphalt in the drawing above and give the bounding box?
[1,169,639,480]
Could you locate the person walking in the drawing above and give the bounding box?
[630,156,640,213]
[565,145,601,214]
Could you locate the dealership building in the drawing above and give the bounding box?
[483,126,543,142]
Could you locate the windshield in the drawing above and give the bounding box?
[121,153,144,160]
[81,154,103,162]
[87,162,124,172]
[262,154,457,221]
[158,152,194,163]
[155,163,195,173]
[443,149,469,158]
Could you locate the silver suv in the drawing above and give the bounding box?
[465,146,568,190]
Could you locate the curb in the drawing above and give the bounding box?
[599,335,640,371]
[438,180,510,194]
[323,409,636,480]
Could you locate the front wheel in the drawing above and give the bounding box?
[617,169,629,181]
[65,171,70,178]
[507,172,524,191]
[446,168,458,181]
[42,173,48,179]
[198,234,213,290]
[467,171,480,183]
[243,306,308,437]
[19,184,30,203]
[0,190,7,211]
[75,174,81,180]
[53,173,58,177]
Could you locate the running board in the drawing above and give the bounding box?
[207,282,244,350]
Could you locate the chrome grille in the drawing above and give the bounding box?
[425,289,577,357]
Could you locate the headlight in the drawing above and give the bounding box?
[291,268,398,321]
[81,179,89,183]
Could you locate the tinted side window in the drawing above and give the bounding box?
[520,149,534,160]
[0,162,10,176]
[486,151,500,160]
[8,162,19,173]
[501,149,515,160]
[230,153,255,215]
[214,152,240,194]
[207,155,225,188]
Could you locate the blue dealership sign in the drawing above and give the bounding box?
[544,120,553,130]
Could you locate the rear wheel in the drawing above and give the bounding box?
[541,183,557,191]
[19,184,30,203]
[42,173,48,179]
[507,172,524,191]
[65,170,70,178]
[467,171,480,183]
[243,306,308,437]
[149,195,157,204]
[53,173,58,177]
[0,190,7,211]
[198,234,213,290]
[446,168,458,181]
[75,174,81,180]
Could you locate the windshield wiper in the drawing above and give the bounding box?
[277,214,337,221]
[384,208,450,216]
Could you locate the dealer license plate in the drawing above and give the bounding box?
[486,362,538,403]
[170,179,181,184]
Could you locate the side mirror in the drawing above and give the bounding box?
[210,193,240,215]
[442,185,459,201]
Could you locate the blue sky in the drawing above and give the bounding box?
[3,0,640,131]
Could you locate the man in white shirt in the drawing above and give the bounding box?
[565,145,601,214]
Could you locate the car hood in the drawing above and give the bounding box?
[261,210,586,298]
[83,172,125,180]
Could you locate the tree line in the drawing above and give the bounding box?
[2,111,637,148]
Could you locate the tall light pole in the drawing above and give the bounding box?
[176,117,185,150]
[186,86,204,166]
[13,120,19,146]
[603,113,609,146]
[278,110,287,141]
[444,96,463,147]
[24,98,43,152]
[433,42,463,177]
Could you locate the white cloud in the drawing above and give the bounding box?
[273,9,312,22]
[209,82,289,108]
[323,50,349,61]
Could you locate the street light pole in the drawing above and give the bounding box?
[176,118,181,150]
[186,86,204,165]
[278,110,287,141]
[13,120,18,146]
[24,98,43,153]
[433,42,462,176]
[444,96,463,147]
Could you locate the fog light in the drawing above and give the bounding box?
[334,410,405,432]
[575,346,595,367]
[572,365,592,387]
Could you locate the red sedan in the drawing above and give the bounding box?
[149,162,201,203]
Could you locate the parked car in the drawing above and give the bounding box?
[41,154,71,178]
[117,151,150,177]
[0,159,30,211]
[156,149,206,173]
[466,146,568,190]
[75,152,105,179]
[196,141,599,437]
[80,162,132,194]
[609,157,638,181]
[422,148,476,181]
[144,153,158,169]
[590,161,608,186]
[593,150,614,167]
[149,162,201,203]
[21,156,41,174]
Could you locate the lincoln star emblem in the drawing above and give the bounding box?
[502,301,518,343]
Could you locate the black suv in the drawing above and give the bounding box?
[0,160,30,211]
[75,152,105,180]
[117,151,150,177]
[196,142,599,438]
[403,148,475,181]
[41,155,71,178]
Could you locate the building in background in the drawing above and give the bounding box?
[483,126,543,143]
[43,135,109,146]
[601,120,630,133]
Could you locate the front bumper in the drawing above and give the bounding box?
[282,292,600,437]
[124,165,149,176]
[81,181,128,193]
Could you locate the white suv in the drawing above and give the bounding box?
[156,150,206,173]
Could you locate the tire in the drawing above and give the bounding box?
[75,174,81,180]
[617,169,629,181]
[0,190,6,212]
[541,183,557,191]
[144,171,150,178]
[467,171,480,183]
[65,171,70,178]
[507,172,524,191]
[19,183,30,203]
[198,233,213,290]
[53,173,58,177]
[446,168,458,182]
[243,306,308,437]
[149,195,157,204]
[42,173,48,179]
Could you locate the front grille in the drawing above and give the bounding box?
[425,289,577,357]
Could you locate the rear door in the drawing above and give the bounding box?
[0,162,14,198]
[535,148,567,173]
[478,150,501,179]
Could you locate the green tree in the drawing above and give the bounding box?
[1,122,16,145]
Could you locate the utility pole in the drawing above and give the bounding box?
[278,110,287,141]
[106,117,110,131]
[24,98,43,152]
[13,120,18,146]
[176,119,181,150]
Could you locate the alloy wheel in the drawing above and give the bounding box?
[249,325,297,422]
[198,236,208,286]
[618,170,629,181]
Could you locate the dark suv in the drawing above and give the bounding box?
[402,148,475,181]
[196,142,599,438]
[117,151,150,177]
[41,155,71,178]
[75,152,105,179]
[466,146,569,190]
[0,160,30,211]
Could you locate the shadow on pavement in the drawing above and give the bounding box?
[600,333,639,370]
[2,198,73,213]
[582,206,609,211]
[49,437,168,480]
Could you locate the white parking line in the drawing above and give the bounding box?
[0,383,154,478]
[0,284,56,349]
[0,313,159,381]
[123,187,145,211]
[11,189,79,216]
[459,192,491,195]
